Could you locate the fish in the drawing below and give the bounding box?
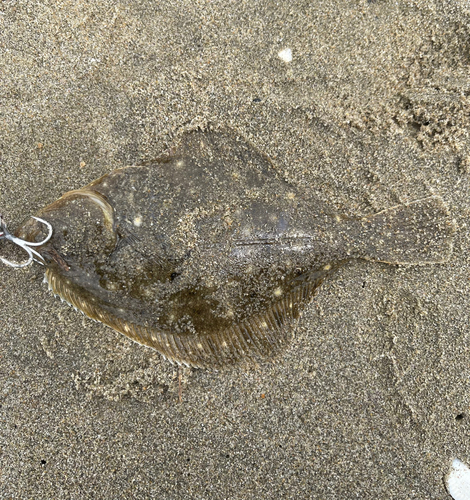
[3,128,456,368]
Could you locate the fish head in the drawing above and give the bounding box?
[16,188,117,269]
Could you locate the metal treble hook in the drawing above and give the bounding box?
[0,215,53,268]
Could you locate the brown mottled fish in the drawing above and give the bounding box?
[2,129,455,368]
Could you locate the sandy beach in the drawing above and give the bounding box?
[1,1,470,498]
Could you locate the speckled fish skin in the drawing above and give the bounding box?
[15,129,455,368]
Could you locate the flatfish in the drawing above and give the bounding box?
[4,129,455,368]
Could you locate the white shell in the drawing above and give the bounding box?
[278,48,292,63]
[446,458,470,500]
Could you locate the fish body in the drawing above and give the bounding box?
[15,130,455,368]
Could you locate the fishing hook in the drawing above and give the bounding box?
[0,215,52,268]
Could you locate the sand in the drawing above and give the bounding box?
[1,0,470,498]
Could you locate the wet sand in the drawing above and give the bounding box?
[1,1,470,498]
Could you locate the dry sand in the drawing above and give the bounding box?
[1,1,470,498]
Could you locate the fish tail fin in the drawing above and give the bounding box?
[357,196,455,265]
